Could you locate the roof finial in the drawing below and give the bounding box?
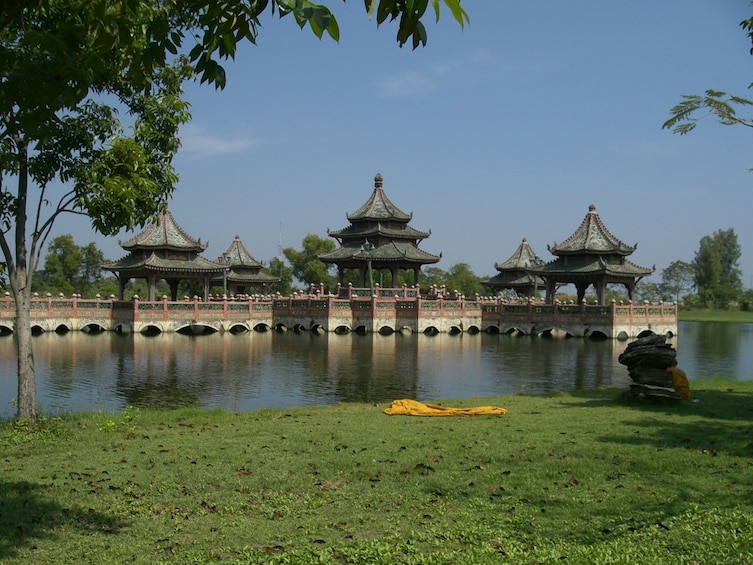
[374,173,383,189]
[588,204,596,213]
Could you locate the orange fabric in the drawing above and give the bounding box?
[667,366,691,400]
[384,399,506,416]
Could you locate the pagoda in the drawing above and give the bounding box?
[539,204,653,304]
[319,173,440,287]
[212,235,280,295]
[485,238,545,299]
[103,208,224,301]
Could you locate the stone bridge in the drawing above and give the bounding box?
[0,291,677,339]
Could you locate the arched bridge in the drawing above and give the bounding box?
[0,289,677,339]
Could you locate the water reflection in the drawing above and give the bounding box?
[674,321,753,380]
[0,322,750,417]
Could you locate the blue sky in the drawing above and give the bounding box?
[57,1,753,288]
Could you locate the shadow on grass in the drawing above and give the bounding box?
[0,480,129,560]
[565,387,753,458]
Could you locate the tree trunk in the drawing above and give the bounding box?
[13,280,36,424]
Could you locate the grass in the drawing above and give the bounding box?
[678,309,753,323]
[1,379,753,564]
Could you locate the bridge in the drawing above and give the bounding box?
[0,287,677,339]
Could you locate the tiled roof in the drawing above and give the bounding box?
[548,204,636,256]
[218,235,264,268]
[319,240,440,264]
[103,252,225,273]
[540,257,653,277]
[495,238,545,271]
[485,271,545,288]
[346,174,413,222]
[119,209,208,252]
[327,222,430,240]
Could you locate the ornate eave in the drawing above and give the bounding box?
[119,208,208,252]
[485,271,545,288]
[103,252,225,274]
[540,256,654,279]
[346,173,413,223]
[548,204,636,256]
[319,240,440,265]
[327,222,430,241]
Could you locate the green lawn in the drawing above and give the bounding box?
[678,309,753,323]
[2,378,752,564]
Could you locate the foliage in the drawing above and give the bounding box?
[663,15,753,168]
[266,256,295,295]
[1,379,752,563]
[663,89,753,136]
[33,234,107,297]
[633,280,664,303]
[419,264,491,297]
[693,228,742,308]
[283,233,337,290]
[443,262,486,296]
[660,259,695,303]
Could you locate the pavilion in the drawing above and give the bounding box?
[212,235,280,296]
[103,209,225,301]
[319,173,441,288]
[539,204,654,304]
[485,238,545,299]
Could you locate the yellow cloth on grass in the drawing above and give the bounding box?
[667,366,691,401]
[384,399,506,416]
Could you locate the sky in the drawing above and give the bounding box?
[54,1,753,288]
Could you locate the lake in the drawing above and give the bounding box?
[0,321,751,417]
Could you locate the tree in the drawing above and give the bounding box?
[663,16,753,159]
[693,228,742,309]
[1,1,468,424]
[660,260,695,303]
[443,262,485,297]
[266,256,294,295]
[35,236,108,297]
[36,235,82,296]
[634,280,664,303]
[283,234,337,290]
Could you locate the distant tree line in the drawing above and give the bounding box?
[637,227,749,310]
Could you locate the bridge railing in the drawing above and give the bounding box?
[0,292,678,333]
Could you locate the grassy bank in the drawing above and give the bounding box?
[678,309,753,323]
[2,379,752,564]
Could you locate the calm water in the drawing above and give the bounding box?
[0,321,751,417]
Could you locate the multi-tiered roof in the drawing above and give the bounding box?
[540,204,653,304]
[104,208,224,300]
[485,238,545,298]
[214,235,279,294]
[319,174,440,287]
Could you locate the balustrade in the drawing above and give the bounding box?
[0,291,677,337]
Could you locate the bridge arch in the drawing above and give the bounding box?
[79,322,108,333]
[423,326,439,336]
[334,325,351,335]
[377,325,395,335]
[536,326,576,339]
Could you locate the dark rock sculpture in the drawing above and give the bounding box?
[619,332,687,400]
